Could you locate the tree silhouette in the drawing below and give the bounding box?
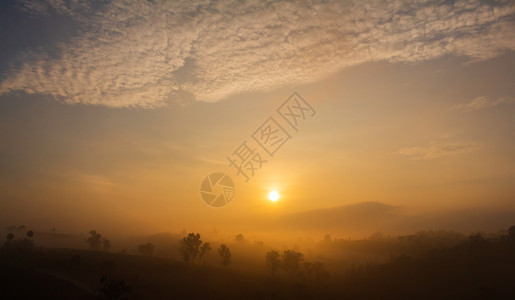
[4,233,15,250]
[86,230,102,250]
[86,230,111,251]
[501,225,515,245]
[98,276,131,299]
[3,232,34,252]
[179,233,211,263]
[310,261,329,281]
[266,250,281,276]
[324,234,332,242]
[138,242,155,255]
[218,244,231,266]
[200,243,211,262]
[304,262,312,278]
[281,250,304,277]
[468,233,488,251]
[102,239,112,252]
[235,233,246,243]
[508,225,515,238]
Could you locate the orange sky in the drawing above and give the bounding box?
[0,1,514,237]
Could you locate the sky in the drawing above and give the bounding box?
[0,0,514,237]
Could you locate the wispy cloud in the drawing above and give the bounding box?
[397,141,478,160]
[453,96,515,112]
[1,0,514,108]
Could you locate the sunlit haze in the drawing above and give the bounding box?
[0,0,514,245]
[1,1,514,298]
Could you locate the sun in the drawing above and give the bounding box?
[268,190,280,202]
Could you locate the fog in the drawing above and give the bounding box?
[3,221,515,299]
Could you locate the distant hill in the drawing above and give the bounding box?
[277,202,401,235]
[276,201,515,236]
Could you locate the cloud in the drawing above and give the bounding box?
[1,0,514,108]
[453,96,515,112]
[15,0,50,17]
[397,141,478,160]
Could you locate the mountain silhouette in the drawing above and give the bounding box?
[278,202,400,234]
[277,201,515,235]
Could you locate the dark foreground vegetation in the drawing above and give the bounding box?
[1,227,515,299]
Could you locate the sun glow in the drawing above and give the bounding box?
[268,191,280,202]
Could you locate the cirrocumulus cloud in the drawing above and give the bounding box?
[1,0,514,108]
